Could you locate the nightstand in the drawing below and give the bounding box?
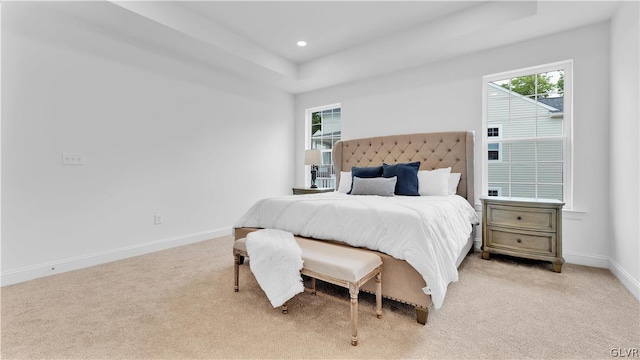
[481,196,565,272]
[291,187,334,195]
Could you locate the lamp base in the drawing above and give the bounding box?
[310,168,318,189]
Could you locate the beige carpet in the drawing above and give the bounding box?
[1,235,638,359]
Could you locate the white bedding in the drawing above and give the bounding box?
[235,192,480,309]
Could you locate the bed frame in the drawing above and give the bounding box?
[235,131,476,324]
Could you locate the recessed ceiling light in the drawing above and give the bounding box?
[297,40,307,47]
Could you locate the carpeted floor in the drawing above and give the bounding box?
[1,235,638,359]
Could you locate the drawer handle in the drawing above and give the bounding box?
[516,239,522,243]
[517,216,522,220]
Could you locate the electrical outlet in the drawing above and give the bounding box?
[62,152,84,165]
[154,214,162,225]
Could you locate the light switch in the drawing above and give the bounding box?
[62,152,84,165]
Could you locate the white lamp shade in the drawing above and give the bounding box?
[304,149,322,165]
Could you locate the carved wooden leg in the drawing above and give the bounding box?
[482,250,490,260]
[375,270,382,319]
[234,253,240,292]
[415,307,428,325]
[282,302,288,314]
[349,283,359,346]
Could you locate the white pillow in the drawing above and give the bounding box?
[418,167,452,196]
[448,173,462,195]
[336,171,352,193]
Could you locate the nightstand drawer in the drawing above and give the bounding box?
[486,205,556,232]
[487,228,555,255]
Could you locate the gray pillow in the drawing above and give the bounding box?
[350,176,397,196]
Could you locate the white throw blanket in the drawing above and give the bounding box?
[245,229,304,308]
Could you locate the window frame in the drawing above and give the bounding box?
[481,60,573,209]
[305,103,341,188]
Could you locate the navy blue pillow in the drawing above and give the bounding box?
[348,166,383,194]
[382,161,420,196]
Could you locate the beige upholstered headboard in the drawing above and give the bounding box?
[332,131,475,205]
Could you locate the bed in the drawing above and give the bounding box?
[234,131,478,324]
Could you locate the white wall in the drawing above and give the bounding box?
[296,23,613,269]
[609,2,640,299]
[1,4,295,285]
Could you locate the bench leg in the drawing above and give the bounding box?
[375,271,382,319]
[233,253,240,292]
[349,284,359,346]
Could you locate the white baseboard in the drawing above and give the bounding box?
[0,227,233,287]
[6,228,638,302]
[563,250,610,268]
[609,258,640,301]
[474,237,482,250]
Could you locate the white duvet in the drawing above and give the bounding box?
[235,192,480,309]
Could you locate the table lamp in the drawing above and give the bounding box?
[304,149,322,188]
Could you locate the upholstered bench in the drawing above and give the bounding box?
[233,237,383,346]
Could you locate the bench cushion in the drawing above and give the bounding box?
[234,237,382,283]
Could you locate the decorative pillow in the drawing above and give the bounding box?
[448,173,462,195]
[350,176,397,196]
[382,161,420,196]
[417,167,452,196]
[348,166,383,194]
[336,171,352,193]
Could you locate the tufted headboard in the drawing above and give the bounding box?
[332,131,475,205]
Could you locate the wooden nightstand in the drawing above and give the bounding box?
[481,196,565,272]
[291,187,334,195]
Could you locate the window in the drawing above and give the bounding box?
[487,126,502,162]
[306,104,341,188]
[487,188,502,197]
[482,61,572,206]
